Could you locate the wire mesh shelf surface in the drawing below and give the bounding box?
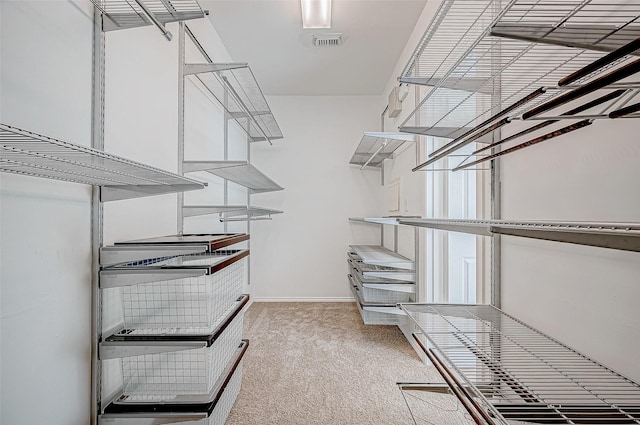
[349,244,416,270]
[92,0,205,32]
[185,63,283,142]
[0,123,206,200]
[349,132,415,168]
[399,0,640,166]
[400,304,640,424]
[183,161,283,193]
[120,258,245,334]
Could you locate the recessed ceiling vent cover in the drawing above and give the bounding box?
[313,33,343,47]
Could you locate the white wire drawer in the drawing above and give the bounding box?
[102,252,247,334]
[101,296,248,402]
[100,233,249,267]
[349,273,414,304]
[348,245,415,270]
[99,340,248,425]
[347,256,416,283]
[349,276,407,326]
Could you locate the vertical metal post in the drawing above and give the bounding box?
[177,22,185,234]
[394,225,399,254]
[91,7,105,423]
[223,90,229,234]
[490,0,503,309]
[246,133,251,286]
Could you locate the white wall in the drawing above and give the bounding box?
[249,95,384,300]
[0,1,94,423]
[500,110,640,382]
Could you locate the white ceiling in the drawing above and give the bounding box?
[201,0,428,96]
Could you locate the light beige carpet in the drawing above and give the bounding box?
[225,302,446,425]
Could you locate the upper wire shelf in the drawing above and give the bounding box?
[91,0,205,38]
[183,161,283,193]
[184,63,283,143]
[349,132,415,169]
[0,123,206,202]
[182,205,283,221]
[400,303,640,425]
[398,0,640,169]
[397,218,640,252]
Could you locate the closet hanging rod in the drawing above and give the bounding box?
[472,89,626,156]
[559,37,640,87]
[411,334,495,425]
[427,88,546,159]
[523,58,640,120]
[609,101,640,118]
[412,88,546,172]
[133,0,172,41]
[454,119,593,172]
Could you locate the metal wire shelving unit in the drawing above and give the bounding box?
[399,0,640,171]
[0,123,206,202]
[399,304,640,425]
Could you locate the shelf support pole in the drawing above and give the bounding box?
[91,7,106,422]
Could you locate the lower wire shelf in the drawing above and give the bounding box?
[350,277,407,326]
[398,303,640,425]
[99,339,248,425]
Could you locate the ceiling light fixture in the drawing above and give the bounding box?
[301,0,332,29]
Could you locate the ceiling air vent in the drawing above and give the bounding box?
[313,33,343,47]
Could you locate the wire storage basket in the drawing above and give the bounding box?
[203,361,243,425]
[119,312,244,401]
[358,282,414,303]
[120,255,246,334]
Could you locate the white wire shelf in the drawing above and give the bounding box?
[400,303,640,425]
[349,245,415,270]
[182,205,283,220]
[397,218,640,252]
[349,217,403,225]
[184,63,283,143]
[183,161,283,193]
[349,132,415,168]
[492,1,640,54]
[0,123,206,202]
[398,0,640,168]
[92,0,204,35]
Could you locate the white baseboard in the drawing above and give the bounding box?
[251,297,355,303]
